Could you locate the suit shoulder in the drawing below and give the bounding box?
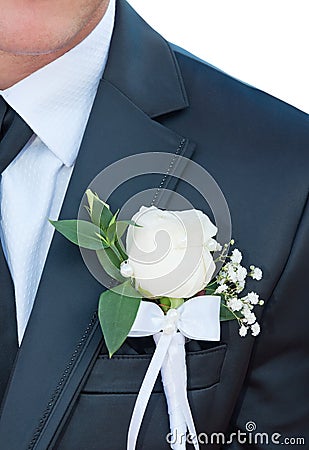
[170,42,309,131]
[168,42,309,172]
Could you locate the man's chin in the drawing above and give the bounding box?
[0,39,75,57]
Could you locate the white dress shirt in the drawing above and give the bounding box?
[0,0,116,344]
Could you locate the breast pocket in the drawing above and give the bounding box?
[56,344,227,450]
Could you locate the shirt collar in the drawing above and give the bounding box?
[0,0,115,167]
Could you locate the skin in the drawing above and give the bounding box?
[0,0,110,89]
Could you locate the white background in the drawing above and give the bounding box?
[128,0,309,114]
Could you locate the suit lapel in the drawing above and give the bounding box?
[0,1,195,448]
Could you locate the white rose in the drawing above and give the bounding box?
[122,206,219,299]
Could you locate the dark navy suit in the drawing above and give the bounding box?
[0,1,308,448]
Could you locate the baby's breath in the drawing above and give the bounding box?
[213,241,263,337]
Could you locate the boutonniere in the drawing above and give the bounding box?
[50,190,263,450]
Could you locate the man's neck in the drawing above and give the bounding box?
[0,52,64,90]
[0,2,109,90]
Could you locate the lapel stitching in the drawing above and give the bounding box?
[151,137,186,206]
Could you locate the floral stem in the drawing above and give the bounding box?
[110,243,124,264]
[115,239,127,260]
[221,303,242,324]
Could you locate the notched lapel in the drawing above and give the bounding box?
[0,8,195,446]
[104,0,189,118]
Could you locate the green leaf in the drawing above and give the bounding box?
[159,297,171,313]
[96,248,126,282]
[99,205,114,231]
[98,281,141,357]
[85,189,113,231]
[137,285,155,299]
[114,238,128,260]
[106,221,117,244]
[105,220,139,259]
[220,303,241,321]
[85,189,95,215]
[115,220,140,240]
[169,297,185,309]
[95,233,109,246]
[205,283,218,296]
[108,209,119,228]
[49,219,106,250]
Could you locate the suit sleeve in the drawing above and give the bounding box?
[225,196,309,449]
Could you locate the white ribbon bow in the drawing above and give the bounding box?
[127,295,221,450]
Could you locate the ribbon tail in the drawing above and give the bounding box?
[180,389,199,450]
[155,333,200,450]
[127,332,173,450]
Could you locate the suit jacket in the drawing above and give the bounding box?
[0,1,308,449]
